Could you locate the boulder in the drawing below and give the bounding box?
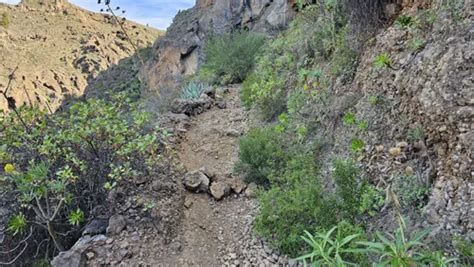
[51,235,106,267]
[184,170,210,193]
[210,181,231,200]
[51,251,85,267]
[229,179,247,194]
[245,183,258,198]
[171,95,214,116]
[82,218,108,236]
[199,166,216,181]
[106,215,126,235]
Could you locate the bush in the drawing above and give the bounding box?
[235,127,285,185]
[373,53,392,69]
[254,178,338,256]
[395,15,416,29]
[0,13,9,28]
[200,31,265,85]
[240,72,258,109]
[333,159,363,219]
[392,175,430,209]
[240,3,360,120]
[358,183,385,216]
[453,235,474,265]
[358,218,447,266]
[0,90,165,258]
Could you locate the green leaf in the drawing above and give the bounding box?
[8,213,27,235]
[68,209,85,226]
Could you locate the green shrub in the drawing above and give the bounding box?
[408,124,426,141]
[7,213,27,236]
[408,38,426,52]
[241,48,289,119]
[395,15,416,29]
[235,127,285,185]
[350,138,365,153]
[298,218,455,266]
[241,3,358,119]
[0,13,9,28]
[333,159,363,219]
[240,72,258,108]
[373,53,392,69]
[368,95,379,106]
[1,90,165,253]
[392,175,430,209]
[358,183,385,216]
[453,235,474,265]
[342,112,357,125]
[441,0,465,21]
[200,31,265,85]
[254,178,337,256]
[287,88,308,115]
[180,82,209,100]
[329,28,359,82]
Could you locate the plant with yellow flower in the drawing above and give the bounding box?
[4,163,15,174]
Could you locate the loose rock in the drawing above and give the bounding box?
[106,215,126,235]
[184,170,210,193]
[210,181,231,200]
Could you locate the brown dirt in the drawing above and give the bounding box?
[79,85,290,266]
[160,85,288,266]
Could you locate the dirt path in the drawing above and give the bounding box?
[164,85,289,266]
[70,85,290,267]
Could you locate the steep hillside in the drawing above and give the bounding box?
[233,0,473,263]
[0,0,161,112]
[1,0,472,266]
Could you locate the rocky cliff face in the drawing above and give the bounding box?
[142,0,296,91]
[350,8,473,242]
[0,1,161,112]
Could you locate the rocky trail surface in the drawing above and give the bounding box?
[53,85,292,267]
[165,85,289,266]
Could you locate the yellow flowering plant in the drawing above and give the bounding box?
[4,163,14,173]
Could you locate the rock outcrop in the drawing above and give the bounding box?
[143,0,296,91]
[19,0,67,12]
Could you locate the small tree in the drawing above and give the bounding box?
[1,89,166,262]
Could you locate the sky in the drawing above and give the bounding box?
[0,0,195,29]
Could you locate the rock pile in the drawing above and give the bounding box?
[183,169,250,201]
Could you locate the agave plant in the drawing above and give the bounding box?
[180,82,209,100]
[296,226,361,266]
[356,217,437,267]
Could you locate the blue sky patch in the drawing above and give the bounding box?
[0,0,195,29]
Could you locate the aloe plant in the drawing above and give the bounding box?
[180,82,209,100]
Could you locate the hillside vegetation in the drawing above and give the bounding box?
[0,0,472,266]
[190,0,473,265]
